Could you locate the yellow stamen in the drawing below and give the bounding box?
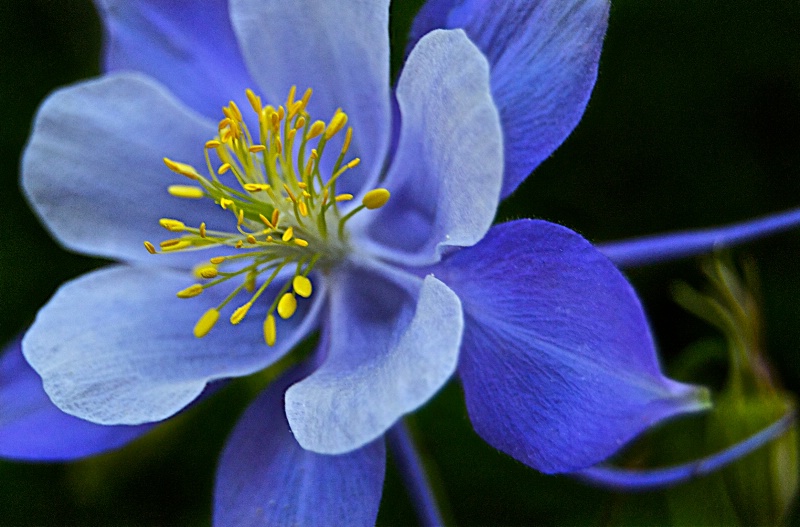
[325,110,348,139]
[247,234,257,244]
[161,240,192,251]
[177,284,204,298]
[144,241,156,254]
[335,193,354,202]
[277,293,297,319]
[163,158,201,180]
[218,163,232,175]
[199,222,207,238]
[293,275,312,298]
[282,226,294,242]
[362,188,391,210]
[168,185,205,199]
[246,88,262,113]
[230,302,252,325]
[210,256,226,265]
[159,218,186,232]
[307,120,326,139]
[198,267,218,279]
[205,140,221,149]
[264,314,277,346]
[294,238,309,247]
[194,308,220,338]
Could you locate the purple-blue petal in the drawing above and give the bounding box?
[410,0,610,197]
[23,265,322,425]
[21,73,231,268]
[435,219,711,473]
[599,207,800,268]
[355,29,502,265]
[94,0,255,120]
[285,264,462,455]
[214,368,385,527]
[229,0,392,195]
[0,336,153,461]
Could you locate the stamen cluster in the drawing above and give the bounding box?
[144,87,390,346]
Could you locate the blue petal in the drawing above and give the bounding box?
[0,336,154,461]
[285,265,462,454]
[214,368,385,527]
[410,0,610,197]
[599,207,800,268]
[21,73,233,267]
[355,29,502,265]
[94,0,255,119]
[23,265,322,425]
[229,0,392,194]
[435,220,711,473]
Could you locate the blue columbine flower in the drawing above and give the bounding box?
[11,0,795,524]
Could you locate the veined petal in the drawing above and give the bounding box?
[356,29,502,265]
[435,220,711,473]
[285,266,462,454]
[23,265,322,425]
[21,72,232,268]
[94,0,255,119]
[215,368,385,527]
[230,0,391,194]
[410,0,610,197]
[0,336,154,461]
[599,207,800,268]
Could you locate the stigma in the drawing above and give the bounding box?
[145,87,390,346]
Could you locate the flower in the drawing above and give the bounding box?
[10,0,717,524]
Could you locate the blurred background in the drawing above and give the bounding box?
[1,0,799,525]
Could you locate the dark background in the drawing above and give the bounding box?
[1,0,799,525]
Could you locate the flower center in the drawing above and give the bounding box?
[144,87,390,346]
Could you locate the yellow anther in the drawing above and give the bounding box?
[245,271,256,292]
[293,275,313,298]
[297,182,307,189]
[300,88,312,110]
[304,157,315,177]
[228,101,243,122]
[286,85,297,108]
[342,127,353,153]
[235,240,244,249]
[335,193,354,202]
[237,209,245,226]
[194,308,220,338]
[219,198,234,210]
[271,209,280,228]
[274,137,283,155]
[259,213,274,228]
[246,234,257,244]
[205,140,222,149]
[362,188,391,210]
[218,163,232,175]
[163,158,201,180]
[198,266,219,279]
[277,106,285,121]
[283,184,297,202]
[168,185,205,199]
[298,202,308,217]
[177,284,204,298]
[159,218,186,232]
[282,226,294,242]
[266,235,274,243]
[244,183,270,192]
[210,256,226,265]
[277,293,297,319]
[295,116,306,130]
[307,120,326,139]
[346,158,361,169]
[143,241,157,254]
[248,144,267,153]
[325,111,348,139]
[161,240,192,252]
[246,88,262,113]
[294,238,309,247]
[199,222,207,238]
[230,302,252,325]
[264,314,277,346]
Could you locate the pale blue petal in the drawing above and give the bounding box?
[436,220,711,473]
[599,207,800,268]
[21,73,233,268]
[214,369,385,527]
[229,0,391,194]
[355,29,502,265]
[23,265,322,425]
[94,0,255,119]
[410,0,609,197]
[285,266,462,454]
[0,337,154,461]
